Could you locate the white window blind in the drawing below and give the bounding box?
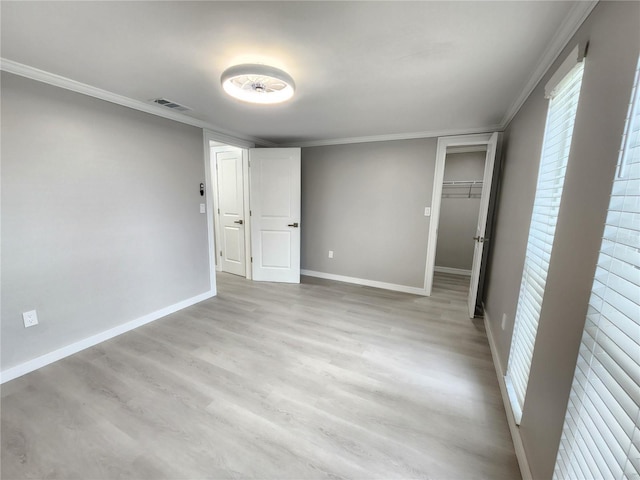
[554,58,640,480]
[505,54,585,424]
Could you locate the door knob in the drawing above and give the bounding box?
[234,219,244,225]
[288,222,299,228]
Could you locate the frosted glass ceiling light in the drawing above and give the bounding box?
[221,64,295,104]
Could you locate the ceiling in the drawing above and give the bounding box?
[1,1,590,146]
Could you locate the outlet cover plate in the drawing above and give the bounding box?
[23,310,39,328]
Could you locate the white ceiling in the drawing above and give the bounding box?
[1,1,589,146]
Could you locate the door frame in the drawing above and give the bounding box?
[423,133,496,296]
[203,130,254,288]
[211,145,251,278]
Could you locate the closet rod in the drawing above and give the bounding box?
[442,180,483,186]
[442,193,482,198]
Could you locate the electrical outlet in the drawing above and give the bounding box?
[501,313,507,330]
[23,310,38,328]
[328,250,334,259]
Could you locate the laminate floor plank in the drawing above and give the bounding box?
[2,272,521,479]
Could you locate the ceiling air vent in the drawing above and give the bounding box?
[150,98,192,112]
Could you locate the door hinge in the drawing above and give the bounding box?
[249,210,252,216]
[217,208,220,214]
[251,257,253,263]
[220,251,222,257]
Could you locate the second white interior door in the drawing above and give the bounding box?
[216,148,246,276]
[250,148,301,283]
[467,132,499,317]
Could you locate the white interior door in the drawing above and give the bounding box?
[250,148,301,283]
[216,149,246,276]
[467,132,499,317]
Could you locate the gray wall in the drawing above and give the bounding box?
[484,2,640,478]
[301,139,436,288]
[435,151,485,271]
[1,72,212,371]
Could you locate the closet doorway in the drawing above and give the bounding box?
[424,133,501,318]
[435,147,486,278]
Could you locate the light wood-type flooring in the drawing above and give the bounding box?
[1,273,521,479]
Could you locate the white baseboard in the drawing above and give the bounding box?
[301,269,427,296]
[484,308,533,480]
[0,290,216,384]
[434,266,472,276]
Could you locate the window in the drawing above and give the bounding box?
[505,47,586,423]
[553,58,640,480]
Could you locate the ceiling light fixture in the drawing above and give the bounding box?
[220,64,295,105]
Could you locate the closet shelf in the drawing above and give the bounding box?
[442,180,483,186]
[442,180,483,199]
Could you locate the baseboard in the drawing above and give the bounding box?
[483,308,533,480]
[0,290,216,384]
[301,269,427,296]
[434,266,472,276]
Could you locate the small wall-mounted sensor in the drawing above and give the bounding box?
[200,183,205,196]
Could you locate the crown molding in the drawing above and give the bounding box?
[282,125,503,148]
[500,0,598,128]
[0,58,276,147]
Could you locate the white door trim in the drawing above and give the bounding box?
[242,149,252,279]
[203,132,219,292]
[209,146,223,273]
[424,133,495,297]
[203,128,257,150]
[203,130,254,285]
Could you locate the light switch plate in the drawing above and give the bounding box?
[424,207,431,217]
[200,203,206,214]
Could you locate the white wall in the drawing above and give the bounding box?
[1,72,213,373]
